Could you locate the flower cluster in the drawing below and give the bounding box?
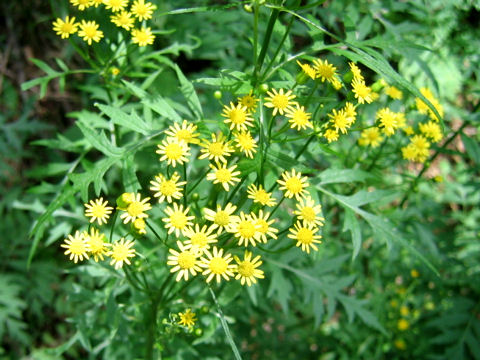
[52,0,156,46]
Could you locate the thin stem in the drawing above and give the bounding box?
[254,8,280,84]
[146,220,164,244]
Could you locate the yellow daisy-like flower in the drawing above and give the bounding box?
[199,246,235,283]
[331,76,343,90]
[312,59,337,83]
[234,250,265,286]
[328,109,351,134]
[206,163,241,191]
[198,132,234,164]
[358,127,384,148]
[90,0,104,7]
[103,0,128,12]
[119,193,152,224]
[296,60,316,80]
[110,11,135,31]
[165,120,200,145]
[150,172,186,204]
[162,203,195,237]
[385,85,403,100]
[83,228,110,262]
[178,309,197,327]
[247,184,277,207]
[156,138,190,168]
[131,27,155,46]
[343,102,357,124]
[376,108,398,136]
[395,112,407,129]
[131,0,157,21]
[78,20,104,45]
[402,135,430,163]
[238,90,259,113]
[84,197,113,225]
[204,203,238,234]
[352,77,373,104]
[221,102,254,131]
[397,319,410,331]
[277,168,310,201]
[108,238,136,270]
[70,0,92,11]
[183,224,218,254]
[52,16,78,39]
[133,218,147,235]
[419,121,443,143]
[116,192,135,209]
[167,241,202,281]
[349,62,363,81]
[287,221,322,254]
[61,231,90,263]
[251,210,278,243]
[285,105,313,131]
[415,87,444,121]
[323,129,339,143]
[293,196,324,226]
[231,212,262,247]
[234,131,257,158]
[264,88,297,116]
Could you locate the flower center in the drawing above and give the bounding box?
[297,228,313,244]
[127,201,144,217]
[62,23,74,32]
[190,233,208,247]
[237,134,254,149]
[238,220,256,238]
[255,219,268,234]
[229,109,246,124]
[216,169,231,183]
[255,190,270,204]
[285,177,303,193]
[177,251,196,269]
[84,26,97,38]
[214,211,230,226]
[209,142,224,156]
[176,129,192,142]
[91,205,107,218]
[112,245,128,261]
[160,180,177,196]
[272,95,288,109]
[88,236,105,253]
[170,212,187,229]
[237,261,255,277]
[165,143,183,160]
[209,257,228,274]
[70,240,87,255]
[293,112,308,125]
[301,207,316,222]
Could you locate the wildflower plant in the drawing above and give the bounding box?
[23,1,474,359]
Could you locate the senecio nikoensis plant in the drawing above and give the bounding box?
[23,0,457,358]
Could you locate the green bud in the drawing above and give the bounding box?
[259,83,269,93]
[244,4,253,12]
[214,90,222,99]
[296,71,309,85]
[191,193,200,201]
[195,328,203,336]
[343,72,353,84]
[371,80,384,92]
[116,192,134,208]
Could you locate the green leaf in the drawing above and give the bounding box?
[173,64,203,119]
[316,168,375,185]
[96,103,152,135]
[142,96,182,122]
[343,209,362,260]
[338,295,387,335]
[76,121,124,158]
[461,133,480,164]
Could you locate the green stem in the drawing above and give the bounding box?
[254,8,280,84]
[146,220,164,244]
[145,294,160,360]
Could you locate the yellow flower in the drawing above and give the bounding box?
[133,218,147,235]
[84,197,113,225]
[162,203,195,237]
[415,87,443,121]
[313,59,337,83]
[204,203,238,234]
[131,0,157,21]
[234,131,257,158]
[288,221,322,254]
[234,250,265,286]
[78,20,104,45]
[264,88,297,116]
[198,132,234,164]
[61,231,90,263]
[83,228,110,262]
[90,0,104,7]
[251,210,278,243]
[351,77,373,104]
[385,85,403,100]
[167,241,202,281]
[206,163,241,191]
[183,224,218,254]
[394,339,407,350]
[131,27,155,46]
[156,138,190,167]
[376,108,398,136]
[419,121,443,143]
[104,0,128,12]
[118,193,151,224]
[358,127,384,147]
[200,246,235,283]
[296,60,316,80]
[285,105,313,131]
[328,109,350,134]
[402,135,430,163]
[238,90,259,113]
[293,196,324,226]
[343,102,357,124]
[52,16,79,39]
[247,184,277,207]
[397,319,410,331]
[231,212,262,247]
[111,67,121,76]
[108,238,136,269]
[323,129,339,143]
[349,62,363,82]
[70,0,92,11]
[410,269,420,278]
[221,102,254,131]
[150,172,186,204]
[178,309,197,328]
[277,168,310,201]
[110,11,135,31]
[165,120,200,145]
[400,305,410,317]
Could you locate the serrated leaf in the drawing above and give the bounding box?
[143,96,182,122]
[174,64,203,119]
[338,295,387,335]
[96,103,151,135]
[76,121,124,158]
[343,209,362,260]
